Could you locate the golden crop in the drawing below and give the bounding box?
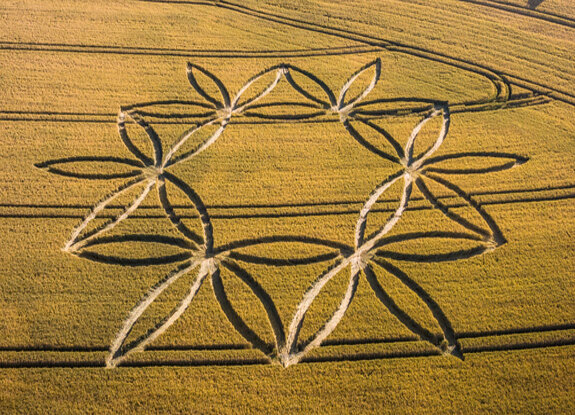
[1,0,574,413]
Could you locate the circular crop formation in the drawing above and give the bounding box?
[37,58,529,368]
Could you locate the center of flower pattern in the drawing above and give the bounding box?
[35,58,529,368]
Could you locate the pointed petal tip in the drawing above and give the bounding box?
[61,243,75,254]
[440,340,464,360]
[432,102,450,115]
[450,346,465,361]
[186,62,205,74]
[491,233,507,247]
[278,350,298,368]
[105,352,118,368]
[63,240,85,255]
[367,56,381,67]
[516,156,529,165]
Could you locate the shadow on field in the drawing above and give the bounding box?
[527,0,544,9]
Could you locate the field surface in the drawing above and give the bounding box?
[1,0,574,413]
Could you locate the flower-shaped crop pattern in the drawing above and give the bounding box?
[35,63,287,255]
[282,58,381,121]
[36,60,528,368]
[318,104,527,361]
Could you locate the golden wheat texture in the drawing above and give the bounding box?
[0,0,574,413]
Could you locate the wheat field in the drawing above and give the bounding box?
[1,0,574,413]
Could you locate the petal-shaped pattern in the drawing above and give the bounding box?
[351,97,437,118]
[420,152,529,174]
[337,58,381,113]
[216,235,349,267]
[158,172,214,253]
[283,258,359,367]
[124,111,164,167]
[75,234,194,266]
[117,109,162,166]
[242,101,327,121]
[121,100,217,121]
[373,231,490,263]
[117,110,163,167]
[283,64,336,109]
[34,156,144,180]
[416,173,505,244]
[341,118,404,163]
[405,104,450,169]
[64,178,155,253]
[365,259,463,359]
[355,171,413,251]
[212,259,286,359]
[106,258,208,368]
[231,65,285,113]
[162,118,228,168]
[209,237,352,364]
[187,62,231,110]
